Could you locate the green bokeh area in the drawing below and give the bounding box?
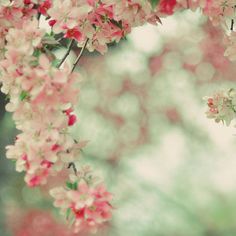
[1,10,236,236]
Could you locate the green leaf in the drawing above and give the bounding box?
[20,91,29,101]
[42,35,60,45]
[72,182,78,190]
[149,0,160,8]
[66,181,73,189]
[29,60,39,67]
[66,181,78,190]
[33,49,41,58]
[51,59,61,68]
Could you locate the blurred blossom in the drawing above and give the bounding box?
[6,208,78,236]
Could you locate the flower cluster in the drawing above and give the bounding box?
[47,0,161,54]
[157,0,236,61]
[197,1,236,125]
[0,1,114,233]
[0,17,84,187]
[155,1,236,125]
[50,166,113,234]
[157,0,236,21]
[205,89,236,126]
[187,1,236,61]
[1,0,236,233]
[0,0,33,58]
[201,0,235,26]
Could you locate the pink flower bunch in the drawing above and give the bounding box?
[157,0,235,20]
[0,2,113,232]
[1,0,236,232]
[198,1,236,61]
[176,0,235,20]
[0,17,85,187]
[47,0,161,54]
[50,166,113,234]
[201,0,235,26]
[157,1,236,61]
[0,0,37,58]
[205,89,236,126]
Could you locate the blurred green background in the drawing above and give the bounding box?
[1,10,236,236]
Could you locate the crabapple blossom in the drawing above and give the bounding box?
[158,0,236,60]
[0,2,113,232]
[0,19,84,187]
[1,0,236,233]
[205,89,236,126]
[50,167,113,234]
[47,0,161,53]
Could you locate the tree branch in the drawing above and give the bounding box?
[58,39,75,68]
[71,39,89,73]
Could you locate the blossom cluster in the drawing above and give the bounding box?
[205,89,236,126]
[198,1,236,125]
[0,1,113,233]
[201,1,236,62]
[46,0,161,54]
[0,17,83,187]
[178,0,235,24]
[157,0,236,61]
[50,166,113,234]
[1,0,236,233]
[155,0,236,125]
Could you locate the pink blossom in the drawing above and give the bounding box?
[48,0,161,53]
[205,89,236,125]
[50,171,113,234]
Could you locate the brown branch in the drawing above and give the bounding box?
[230,19,234,31]
[58,39,75,68]
[68,162,77,175]
[71,39,89,73]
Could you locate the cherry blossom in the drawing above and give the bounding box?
[205,89,236,126]
[47,0,161,53]
[50,167,113,234]
[1,0,236,233]
[0,2,113,232]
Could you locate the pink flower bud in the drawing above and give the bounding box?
[68,114,77,126]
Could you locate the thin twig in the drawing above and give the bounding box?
[71,39,89,73]
[37,12,41,27]
[37,12,41,21]
[68,162,77,175]
[58,39,75,68]
[230,19,234,31]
